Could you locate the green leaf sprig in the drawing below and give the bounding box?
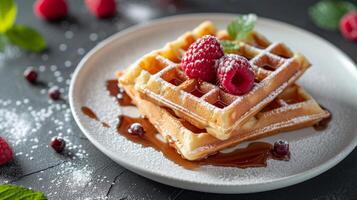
[220,14,257,53]
[0,0,46,52]
[227,14,257,41]
[309,0,356,30]
[220,40,240,54]
[0,184,47,200]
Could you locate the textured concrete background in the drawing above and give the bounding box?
[0,0,357,199]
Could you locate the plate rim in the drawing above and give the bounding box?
[69,13,357,193]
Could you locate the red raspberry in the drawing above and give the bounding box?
[48,86,61,100]
[24,67,38,84]
[181,35,224,82]
[340,12,357,41]
[216,54,255,95]
[273,140,290,157]
[0,137,13,166]
[85,0,117,18]
[34,0,68,21]
[128,123,145,136]
[50,137,66,153]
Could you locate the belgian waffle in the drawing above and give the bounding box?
[119,21,311,140]
[122,83,329,161]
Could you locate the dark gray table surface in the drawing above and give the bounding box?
[1,0,357,199]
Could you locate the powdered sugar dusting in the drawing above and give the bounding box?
[68,16,357,193]
[0,20,118,198]
[134,34,306,141]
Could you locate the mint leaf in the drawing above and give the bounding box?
[0,184,47,200]
[0,34,7,52]
[0,0,17,33]
[309,0,356,30]
[227,14,257,41]
[5,24,46,52]
[220,40,240,54]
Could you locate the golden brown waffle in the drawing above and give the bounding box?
[119,21,311,140]
[122,83,329,161]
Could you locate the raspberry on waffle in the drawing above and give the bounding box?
[121,82,329,161]
[119,21,311,140]
[181,35,224,82]
[216,54,255,95]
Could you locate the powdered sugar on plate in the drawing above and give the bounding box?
[69,14,357,193]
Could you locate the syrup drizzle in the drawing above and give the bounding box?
[117,115,198,169]
[180,120,206,134]
[189,85,206,98]
[81,106,109,128]
[198,142,275,168]
[261,64,276,71]
[106,79,133,106]
[163,108,207,134]
[82,79,295,170]
[313,105,332,131]
[213,100,228,109]
[116,115,282,170]
[169,78,184,86]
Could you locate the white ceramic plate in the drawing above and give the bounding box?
[69,14,357,194]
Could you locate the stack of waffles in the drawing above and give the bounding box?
[118,21,330,161]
